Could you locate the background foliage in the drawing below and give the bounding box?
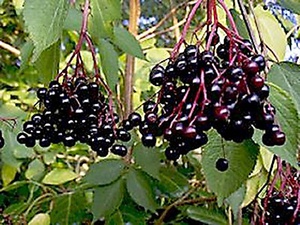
[0,0,299,224]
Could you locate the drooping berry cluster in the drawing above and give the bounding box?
[142,35,285,161]
[264,192,299,225]
[17,78,133,157]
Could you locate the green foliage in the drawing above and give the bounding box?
[125,167,158,212]
[42,168,78,185]
[23,0,69,61]
[92,178,125,220]
[228,9,250,40]
[186,206,228,225]
[84,159,126,185]
[50,192,88,224]
[28,213,50,225]
[202,131,260,200]
[278,0,300,14]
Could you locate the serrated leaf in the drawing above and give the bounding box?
[35,40,60,83]
[202,131,260,199]
[278,0,300,14]
[98,38,119,90]
[1,164,17,186]
[84,159,126,186]
[89,0,121,39]
[25,158,45,180]
[253,83,299,168]
[28,213,50,225]
[92,179,124,220]
[105,210,124,225]
[254,6,287,61]
[226,185,246,218]
[23,0,69,61]
[63,7,81,31]
[50,192,87,225]
[268,62,300,112]
[158,166,190,198]
[186,206,228,225]
[42,168,78,185]
[133,143,161,179]
[113,26,145,59]
[228,9,250,40]
[126,167,158,212]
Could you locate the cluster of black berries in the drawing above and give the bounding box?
[0,130,4,149]
[264,192,299,225]
[143,34,285,162]
[17,77,135,157]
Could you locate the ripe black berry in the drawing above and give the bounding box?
[216,158,229,172]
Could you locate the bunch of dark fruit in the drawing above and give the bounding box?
[143,34,285,162]
[17,77,137,157]
[264,192,299,225]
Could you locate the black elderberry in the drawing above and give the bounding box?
[142,133,156,147]
[128,112,142,127]
[165,147,180,160]
[216,158,229,172]
[150,65,165,86]
[111,144,127,157]
[117,128,131,142]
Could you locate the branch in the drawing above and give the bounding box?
[0,40,20,56]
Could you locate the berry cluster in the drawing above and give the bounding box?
[143,35,285,161]
[264,192,299,225]
[17,78,133,157]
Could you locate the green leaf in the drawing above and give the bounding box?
[92,179,125,220]
[226,185,246,218]
[113,26,145,59]
[202,131,260,199]
[84,159,126,186]
[35,40,60,83]
[28,213,50,225]
[20,41,34,70]
[50,192,87,225]
[63,7,82,31]
[25,158,45,181]
[133,143,161,179]
[23,0,69,61]
[253,6,287,61]
[42,168,78,185]
[228,9,250,40]
[253,83,299,168]
[186,206,228,225]
[89,0,121,39]
[268,62,300,112]
[1,164,17,186]
[278,0,300,14]
[105,210,124,225]
[126,167,158,212]
[4,202,28,215]
[158,166,190,198]
[98,38,119,90]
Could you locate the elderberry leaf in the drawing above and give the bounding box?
[105,210,124,225]
[28,213,50,225]
[202,130,260,200]
[126,167,158,212]
[50,192,88,224]
[268,62,300,112]
[84,159,126,186]
[253,83,299,168]
[226,185,246,218]
[253,6,287,61]
[92,179,125,220]
[113,26,145,59]
[35,40,60,83]
[186,206,228,225]
[133,143,161,179]
[42,168,78,185]
[23,0,69,61]
[1,164,17,187]
[278,0,300,14]
[25,158,45,181]
[157,166,190,198]
[228,9,250,40]
[89,0,121,39]
[63,7,81,31]
[98,38,119,90]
